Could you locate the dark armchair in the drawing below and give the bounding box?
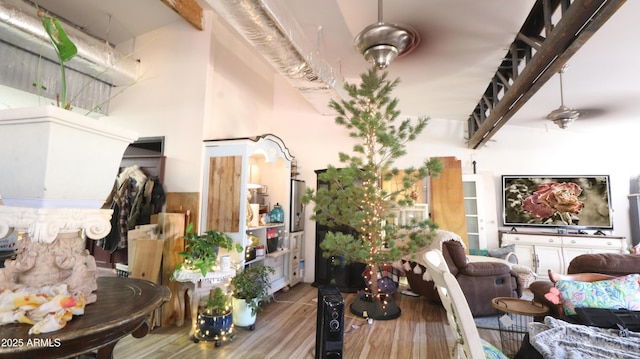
[403,239,522,316]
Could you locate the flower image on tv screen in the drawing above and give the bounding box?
[502,175,613,230]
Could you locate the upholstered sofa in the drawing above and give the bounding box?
[402,234,523,317]
[529,252,640,317]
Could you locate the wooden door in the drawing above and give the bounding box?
[429,156,468,249]
[205,156,242,233]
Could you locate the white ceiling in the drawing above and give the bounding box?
[30,0,640,135]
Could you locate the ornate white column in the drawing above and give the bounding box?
[0,206,114,303]
[0,206,112,243]
[0,105,138,304]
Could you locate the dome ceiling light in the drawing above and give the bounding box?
[546,65,580,129]
[354,0,420,69]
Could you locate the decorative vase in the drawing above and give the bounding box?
[269,203,284,223]
[232,297,257,329]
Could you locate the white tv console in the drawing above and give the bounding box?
[500,230,627,279]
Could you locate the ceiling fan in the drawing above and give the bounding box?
[546,65,581,129]
[353,0,420,69]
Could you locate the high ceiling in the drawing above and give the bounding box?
[29,0,640,143]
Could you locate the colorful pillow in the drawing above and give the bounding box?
[481,339,508,359]
[555,273,640,315]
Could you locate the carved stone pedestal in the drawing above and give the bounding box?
[0,206,113,303]
[0,105,137,304]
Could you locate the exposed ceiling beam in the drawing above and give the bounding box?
[466,0,626,149]
[161,0,204,31]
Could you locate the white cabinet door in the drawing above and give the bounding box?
[502,232,562,277]
[513,243,536,270]
[501,233,536,269]
[289,231,304,286]
[534,245,564,277]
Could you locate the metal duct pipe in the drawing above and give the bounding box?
[0,0,138,86]
[206,0,345,115]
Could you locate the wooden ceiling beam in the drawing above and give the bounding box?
[161,0,204,31]
[466,0,626,149]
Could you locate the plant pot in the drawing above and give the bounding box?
[0,105,137,209]
[195,311,234,345]
[350,292,401,320]
[232,297,257,328]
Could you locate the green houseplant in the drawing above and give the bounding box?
[37,9,77,110]
[302,67,442,320]
[203,287,231,316]
[230,264,274,329]
[33,8,138,115]
[194,287,234,346]
[176,223,243,277]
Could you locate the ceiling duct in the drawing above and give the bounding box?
[0,0,138,86]
[205,0,345,115]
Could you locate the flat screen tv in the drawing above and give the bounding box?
[502,175,613,230]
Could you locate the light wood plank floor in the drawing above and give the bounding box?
[114,283,503,359]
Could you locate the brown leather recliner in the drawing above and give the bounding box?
[403,240,523,317]
[529,253,640,317]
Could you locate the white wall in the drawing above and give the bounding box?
[107,15,213,193]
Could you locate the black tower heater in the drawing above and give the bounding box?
[315,286,344,359]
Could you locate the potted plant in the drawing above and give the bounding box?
[0,9,138,209]
[230,264,274,330]
[194,287,235,346]
[37,9,77,110]
[0,9,138,299]
[302,67,442,320]
[176,223,243,277]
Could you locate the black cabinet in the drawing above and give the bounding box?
[312,169,366,292]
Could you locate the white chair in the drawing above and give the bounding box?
[424,249,508,359]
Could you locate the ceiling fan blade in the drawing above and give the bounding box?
[574,107,608,119]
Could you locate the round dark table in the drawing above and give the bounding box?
[0,277,170,359]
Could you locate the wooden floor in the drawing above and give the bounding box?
[114,283,503,359]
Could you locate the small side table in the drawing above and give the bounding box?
[173,269,235,340]
[491,297,549,358]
